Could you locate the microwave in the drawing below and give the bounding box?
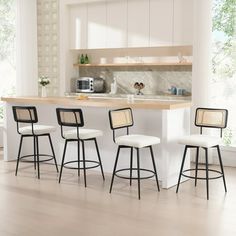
[76,77,105,93]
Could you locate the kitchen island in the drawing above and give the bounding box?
[2,96,191,189]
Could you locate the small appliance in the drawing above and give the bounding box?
[76,77,105,93]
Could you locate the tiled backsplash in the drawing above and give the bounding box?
[78,66,192,95]
[37,0,59,96]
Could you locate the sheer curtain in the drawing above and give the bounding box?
[16,0,38,96]
[191,0,213,162]
[192,0,212,128]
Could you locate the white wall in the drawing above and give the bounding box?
[16,0,38,96]
[0,126,3,148]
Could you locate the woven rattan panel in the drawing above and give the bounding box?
[110,109,133,129]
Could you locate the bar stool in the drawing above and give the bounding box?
[12,106,59,179]
[56,108,105,187]
[108,107,160,199]
[176,107,228,200]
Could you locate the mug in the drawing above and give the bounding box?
[168,86,177,95]
[176,88,185,95]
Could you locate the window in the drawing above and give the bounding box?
[0,0,16,121]
[212,0,236,146]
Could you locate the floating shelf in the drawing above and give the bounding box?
[73,62,192,67]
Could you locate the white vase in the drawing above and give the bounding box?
[41,86,47,97]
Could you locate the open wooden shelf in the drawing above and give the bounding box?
[73,62,192,67]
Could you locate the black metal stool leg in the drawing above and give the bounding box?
[94,139,105,181]
[77,141,80,177]
[33,136,36,170]
[109,146,121,193]
[48,134,59,173]
[176,146,188,193]
[81,140,87,187]
[15,136,23,176]
[216,145,227,192]
[36,136,40,179]
[195,147,199,187]
[59,140,67,183]
[130,147,133,186]
[205,148,209,200]
[149,146,160,191]
[137,148,141,200]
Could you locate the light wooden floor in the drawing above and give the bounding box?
[0,161,236,236]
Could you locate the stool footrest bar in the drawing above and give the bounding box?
[19,154,54,163]
[115,168,155,180]
[63,160,101,170]
[182,168,223,180]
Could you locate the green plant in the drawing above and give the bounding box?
[38,75,50,86]
[0,106,3,120]
[212,0,236,80]
[223,128,233,146]
[0,0,16,68]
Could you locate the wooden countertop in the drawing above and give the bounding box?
[1,96,192,110]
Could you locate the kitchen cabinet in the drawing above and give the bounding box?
[150,0,174,46]
[127,0,149,47]
[68,0,193,50]
[173,0,193,45]
[3,96,191,189]
[87,2,107,49]
[107,0,127,48]
[69,4,87,49]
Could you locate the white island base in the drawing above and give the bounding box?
[3,97,190,189]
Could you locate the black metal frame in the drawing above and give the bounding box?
[13,106,58,179]
[108,108,160,199]
[56,108,105,187]
[13,106,38,124]
[176,107,228,200]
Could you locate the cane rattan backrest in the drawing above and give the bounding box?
[12,106,38,123]
[109,108,133,130]
[195,108,228,138]
[195,108,228,129]
[56,108,84,127]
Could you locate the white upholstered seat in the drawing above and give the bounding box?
[116,134,160,148]
[178,134,222,148]
[19,125,56,135]
[63,128,103,140]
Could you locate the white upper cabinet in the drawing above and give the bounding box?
[87,2,107,49]
[68,0,193,49]
[69,4,87,49]
[150,0,174,46]
[127,0,149,47]
[173,0,193,45]
[107,0,127,48]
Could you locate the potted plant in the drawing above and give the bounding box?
[38,75,50,97]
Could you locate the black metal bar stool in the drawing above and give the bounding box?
[56,108,105,187]
[176,107,228,200]
[108,107,160,199]
[12,106,59,179]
